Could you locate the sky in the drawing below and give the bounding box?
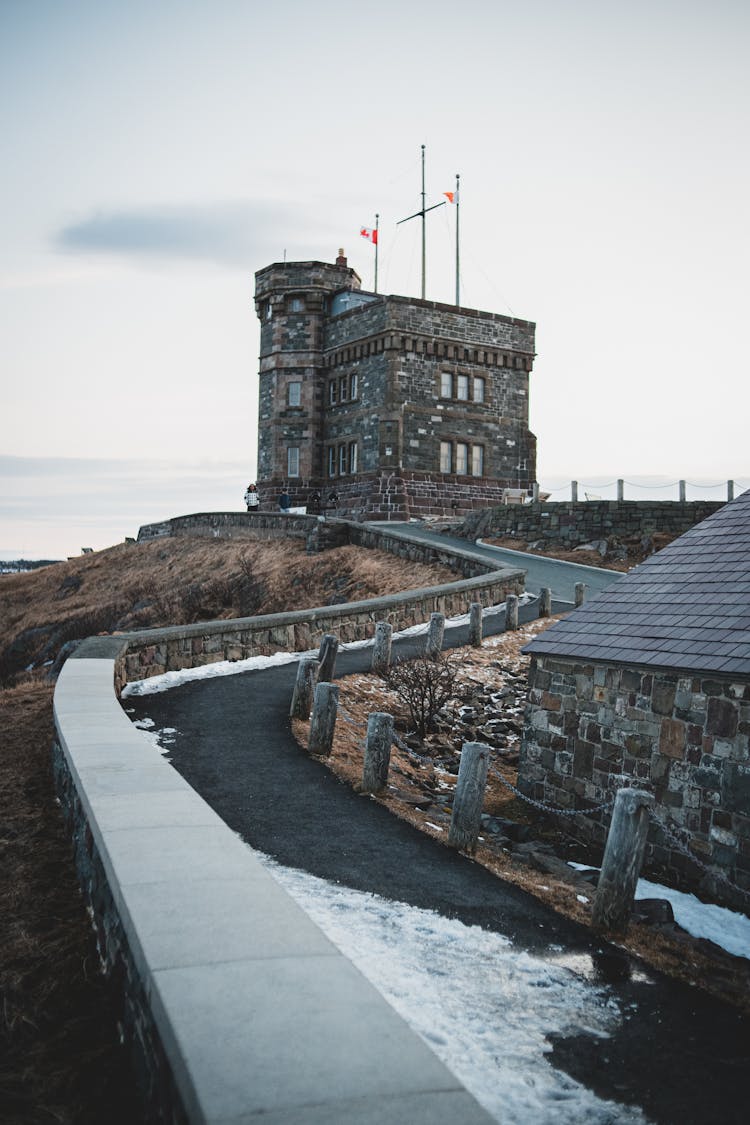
[2,0,749,557]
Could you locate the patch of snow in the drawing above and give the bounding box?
[636,878,750,961]
[568,864,750,961]
[122,603,535,696]
[261,858,647,1125]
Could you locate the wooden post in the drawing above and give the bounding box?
[317,633,339,682]
[289,657,320,719]
[728,479,735,501]
[505,593,519,631]
[468,602,483,647]
[679,479,686,502]
[574,582,586,608]
[308,682,339,756]
[539,587,552,618]
[592,788,654,934]
[617,478,624,502]
[448,742,490,852]
[371,621,393,673]
[362,712,394,793]
[425,612,445,658]
[571,480,578,502]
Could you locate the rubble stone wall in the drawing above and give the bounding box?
[519,654,750,910]
[458,500,724,545]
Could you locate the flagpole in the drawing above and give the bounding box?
[375,212,379,294]
[421,144,426,299]
[455,173,460,306]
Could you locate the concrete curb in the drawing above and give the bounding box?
[54,657,494,1123]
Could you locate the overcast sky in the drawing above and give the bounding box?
[2,0,748,557]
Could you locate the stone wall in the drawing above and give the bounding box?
[519,654,750,911]
[457,500,724,546]
[137,511,319,544]
[115,567,523,690]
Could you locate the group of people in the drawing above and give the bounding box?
[244,484,340,514]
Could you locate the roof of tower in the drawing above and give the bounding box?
[524,489,750,675]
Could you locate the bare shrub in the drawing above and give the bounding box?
[384,652,467,740]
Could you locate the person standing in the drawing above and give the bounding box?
[244,483,259,511]
[278,489,291,512]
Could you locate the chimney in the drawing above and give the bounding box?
[336,248,347,267]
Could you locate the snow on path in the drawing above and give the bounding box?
[261,856,648,1125]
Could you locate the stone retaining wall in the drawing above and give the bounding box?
[457,500,724,546]
[519,654,750,911]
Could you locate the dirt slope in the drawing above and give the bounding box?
[0,538,455,686]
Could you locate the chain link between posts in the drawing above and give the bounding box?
[647,806,749,900]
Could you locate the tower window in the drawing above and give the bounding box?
[328,446,336,477]
[288,296,304,312]
[329,380,337,405]
[440,371,452,398]
[456,442,469,474]
[349,441,358,473]
[472,445,484,476]
[473,377,485,403]
[440,441,452,473]
[349,372,358,399]
[287,446,300,477]
[456,375,469,401]
[288,382,301,407]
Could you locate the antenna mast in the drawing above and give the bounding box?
[397,144,445,299]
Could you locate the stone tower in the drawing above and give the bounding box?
[254,251,537,519]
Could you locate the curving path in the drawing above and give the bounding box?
[370,521,623,602]
[126,602,749,1125]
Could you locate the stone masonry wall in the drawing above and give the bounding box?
[519,654,750,911]
[458,501,724,546]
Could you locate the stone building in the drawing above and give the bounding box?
[253,251,537,518]
[519,489,750,909]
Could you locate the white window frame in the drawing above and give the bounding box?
[472,445,484,477]
[440,371,452,398]
[338,443,347,476]
[349,441,358,473]
[349,372,358,400]
[456,442,469,474]
[439,441,452,473]
[329,381,337,405]
[288,381,301,407]
[456,374,469,401]
[328,446,336,477]
[473,376,485,403]
[287,446,300,478]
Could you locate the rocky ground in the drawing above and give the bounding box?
[483,532,676,571]
[293,619,750,1013]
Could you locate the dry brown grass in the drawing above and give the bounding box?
[0,538,455,685]
[0,681,141,1124]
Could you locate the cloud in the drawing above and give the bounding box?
[56,200,339,269]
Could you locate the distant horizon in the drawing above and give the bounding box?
[2,454,747,561]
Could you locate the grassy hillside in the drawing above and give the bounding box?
[0,537,455,687]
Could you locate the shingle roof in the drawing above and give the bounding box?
[524,489,750,675]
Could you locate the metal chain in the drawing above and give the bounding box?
[647,807,750,899]
[488,767,615,817]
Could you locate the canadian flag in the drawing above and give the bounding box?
[444,191,456,204]
[360,227,378,244]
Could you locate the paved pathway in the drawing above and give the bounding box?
[128,603,749,1125]
[371,521,623,602]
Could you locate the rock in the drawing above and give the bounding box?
[632,898,675,926]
